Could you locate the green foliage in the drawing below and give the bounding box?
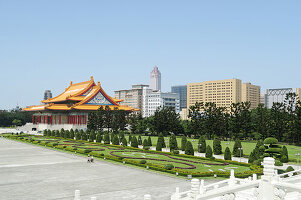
[154,107,182,136]
[60,129,65,138]
[164,164,174,170]
[156,139,163,151]
[138,135,142,145]
[47,129,51,137]
[55,130,60,137]
[264,137,278,145]
[143,139,148,148]
[89,130,96,142]
[81,133,87,141]
[198,136,206,153]
[181,136,187,151]
[139,160,147,164]
[112,135,120,145]
[280,146,289,163]
[147,136,152,146]
[205,145,213,158]
[213,138,222,155]
[224,147,232,160]
[0,110,32,127]
[96,133,102,143]
[129,135,132,143]
[185,141,194,155]
[169,135,178,151]
[233,139,243,157]
[43,130,47,136]
[173,150,179,154]
[104,133,110,144]
[131,136,138,148]
[64,130,70,139]
[157,133,166,148]
[122,137,127,146]
[70,129,74,139]
[275,160,283,166]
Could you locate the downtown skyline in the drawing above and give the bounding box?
[0,1,301,109]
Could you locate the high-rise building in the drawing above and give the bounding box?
[142,87,180,118]
[171,85,187,110]
[150,66,161,91]
[187,79,260,110]
[241,82,261,109]
[44,90,52,100]
[114,84,149,111]
[264,88,301,109]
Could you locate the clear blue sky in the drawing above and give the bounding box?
[0,0,300,109]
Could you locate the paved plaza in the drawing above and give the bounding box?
[0,137,219,200]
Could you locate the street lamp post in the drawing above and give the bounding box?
[238,147,243,162]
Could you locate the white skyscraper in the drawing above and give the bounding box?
[150,66,161,91]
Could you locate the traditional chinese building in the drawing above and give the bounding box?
[23,77,137,131]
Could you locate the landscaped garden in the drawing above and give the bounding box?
[3,133,260,178]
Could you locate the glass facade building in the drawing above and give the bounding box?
[171,85,187,109]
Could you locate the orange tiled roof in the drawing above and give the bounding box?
[23,77,138,112]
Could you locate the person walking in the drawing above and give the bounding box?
[91,156,94,163]
[87,155,90,163]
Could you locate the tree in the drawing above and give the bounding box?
[138,135,142,145]
[181,136,187,151]
[122,137,127,146]
[143,139,148,149]
[233,139,243,157]
[89,130,96,142]
[169,135,178,151]
[252,104,270,139]
[280,146,289,163]
[198,136,206,153]
[185,141,194,155]
[104,133,110,144]
[156,140,163,151]
[205,145,213,158]
[224,147,232,160]
[131,136,138,148]
[70,129,75,139]
[213,138,222,155]
[147,136,152,146]
[157,133,166,148]
[43,130,47,136]
[112,135,120,145]
[55,130,60,137]
[270,102,287,141]
[12,119,22,126]
[81,132,87,141]
[188,102,205,137]
[60,128,65,138]
[96,133,102,143]
[64,130,70,139]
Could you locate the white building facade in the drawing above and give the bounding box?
[142,87,180,117]
[150,66,161,91]
[264,88,301,109]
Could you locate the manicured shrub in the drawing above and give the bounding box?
[131,136,138,148]
[96,133,102,143]
[156,140,163,151]
[60,129,65,138]
[119,132,125,140]
[143,139,148,149]
[169,135,178,151]
[110,133,115,143]
[81,133,87,141]
[55,130,60,137]
[275,160,283,166]
[233,139,243,157]
[181,136,187,151]
[43,130,47,136]
[147,136,152,146]
[89,130,96,142]
[205,145,213,158]
[112,135,120,145]
[104,133,110,144]
[213,138,222,155]
[253,159,262,166]
[264,137,278,145]
[157,133,166,148]
[280,146,289,163]
[173,150,179,154]
[122,137,127,146]
[164,164,174,170]
[198,136,206,153]
[224,147,232,160]
[138,135,142,145]
[51,130,55,137]
[64,130,70,139]
[139,160,147,164]
[47,129,52,137]
[70,129,75,139]
[185,141,194,155]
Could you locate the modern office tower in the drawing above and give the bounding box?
[241,82,261,109]
[150,66,161,91]
[114,84,149,111]
[44,90,52,100]
[260,94,265,106]
[264,88,301,109]
[187,79,260,110]
[171,85,187,110]
[142,87,180,118]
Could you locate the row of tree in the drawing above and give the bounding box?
[0,110,32,127]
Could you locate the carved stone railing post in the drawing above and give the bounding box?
[144,194,151,200]
[228,169,236,186]
[190,179,200,199]
[74,190,80,200]
[199,180,205,195]
[258,157,275,200]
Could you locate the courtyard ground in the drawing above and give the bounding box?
[0,137,219,200]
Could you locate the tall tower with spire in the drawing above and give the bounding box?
[150,66,161,91]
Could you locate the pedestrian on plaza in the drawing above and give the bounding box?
[87,155,91,163]
[91,156,94,163]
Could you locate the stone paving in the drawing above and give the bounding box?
[0,137,221,200]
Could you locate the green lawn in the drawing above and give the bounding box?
[5,134,253,176]
[126,135,301,161]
